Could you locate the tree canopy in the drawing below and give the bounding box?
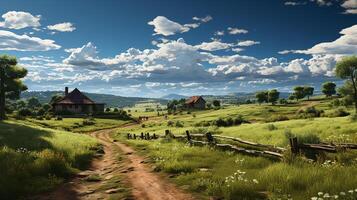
[321,82,336,97]
[293,86,305,100]
[335,56,357,112]
[0,55,27,120]
[268,89,280,105]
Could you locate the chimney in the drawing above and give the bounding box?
[65,87,69,96]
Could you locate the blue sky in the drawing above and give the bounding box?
[0,0,356,97]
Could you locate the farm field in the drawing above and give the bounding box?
[0,120,100,199]
[112,99,357,199]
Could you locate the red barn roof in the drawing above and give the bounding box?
[185,96,205,104]
[54,88,100,105]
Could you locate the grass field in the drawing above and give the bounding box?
[113,98,357,199]
[20,117,130,133]
[123,102,166,118]
[0,120,100,199]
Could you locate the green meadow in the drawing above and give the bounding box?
[113,98,357,199]
[0,120,100,199]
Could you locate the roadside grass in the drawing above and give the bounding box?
[0,120,100,199]
[19,117,130,133]
[123,102,166,118]
[113,136,357,200]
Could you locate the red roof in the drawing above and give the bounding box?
[185,96,204,104]
[54,88,100,105]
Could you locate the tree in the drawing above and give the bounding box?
[0,55,27,120]
[212,100,221,107]
[255,91,268,105]
[335,56,357,112]
[268,89,280,105]
[27,97,41,108]
[49,94,63,105]
[303,86,314,100]
[288,94,296,101]
[293,86,305,101]
[322,82,336,97]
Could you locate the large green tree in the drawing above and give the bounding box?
[322,82,336,97]
[255,91,268,105]
[293,86,305,101]
[303,86,314,100]
[335,56,357,112]
[0,55,27,120]
[268,89,280,105]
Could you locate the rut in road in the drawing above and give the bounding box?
[99,130,195,200]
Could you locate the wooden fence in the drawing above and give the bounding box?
[126,130,357,160]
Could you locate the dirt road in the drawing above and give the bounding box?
[34,127,194,200]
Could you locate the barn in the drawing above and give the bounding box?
[185,96,206,109]
[53,87,105,114]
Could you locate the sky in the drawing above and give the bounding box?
[0,0,356,98]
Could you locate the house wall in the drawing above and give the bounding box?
[54,104,104,114]
[193,98,206,109]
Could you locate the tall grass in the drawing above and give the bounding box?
[0,120,99,199]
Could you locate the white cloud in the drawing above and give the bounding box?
[148,16,190,36]
[0,30,60,51]
[281,24,357,55]
[284,1,306,6]
[0,11,41,29]
[237,40,260,46]
[192,15,212,23]
[214,30,224,36]
[227,27,248,34]
[47,22,76,32]
[232,48,244,53]
[195,40,233,51]
[341,0,357,14]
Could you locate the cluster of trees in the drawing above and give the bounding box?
[288,86,314,101]
[255,89,280,105]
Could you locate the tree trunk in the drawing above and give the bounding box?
[351,72,357,113]
[0,67,5,120]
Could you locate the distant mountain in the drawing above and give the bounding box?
[21,91,168,107]
[161,93,188,100]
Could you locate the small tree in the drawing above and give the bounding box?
[0,55,27,120]
[335,56,357,112]
[212,100,221,107]
[268,89,280,105]
[288,94,296,102]
[293,86,305,101]
[27,97,41,108]
[322,82,336,97]
[255,91,268,105]
[105,107,111,112]
[303,86,314,100]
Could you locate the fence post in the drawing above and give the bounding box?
[206,132,214,144]
[186,130,192,141]
[146,133,150,140]
[289,137,299,155]
[141,132,144,139]
[133,134,136,139]
[153,133,156,139]
[127,133,131,139]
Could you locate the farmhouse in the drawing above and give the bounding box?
[53,87,105,114]
[185,96,206,109]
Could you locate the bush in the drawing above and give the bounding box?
[56,116,63,120]
[213,115,247,127]
[105,107,111,112]
[279,98,287,105]
[167,120,174,127]
[175,121,184,127]
[297,106,323,118]
[324,108,350,118]
[37,108,46,116]
[267,124,277,131]
[83,118,95,126]
[113,108,119,112]
[18,108,32,116]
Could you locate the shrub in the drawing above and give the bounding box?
[175,121,184,127]
[18,108,32,116]
[56,116,63,120]
[141,124,146,128]
[37,108,46,116]
[194,120,212,127]
[267,124,277,131]
[167,120,174,126]
[324,108,350,118]
[113,108,119,112]
[45,114,52,120]
[213,115,247,127]
[297,106,323,118]
[83,118,95,126]
[105,107,111,112]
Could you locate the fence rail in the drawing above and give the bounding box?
[126,130,357,160]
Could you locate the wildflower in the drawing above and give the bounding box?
[323,193,330,198]
[252,179,259,184]
[339,192,345,196]
[311,198,318,200]
[348,190,353,194]
[333,195,338,199]
[318,192,323,196]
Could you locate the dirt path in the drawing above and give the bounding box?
[34,127,194,200]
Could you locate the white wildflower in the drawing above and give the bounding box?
[339,192,346,196]
[318,192,323,196]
